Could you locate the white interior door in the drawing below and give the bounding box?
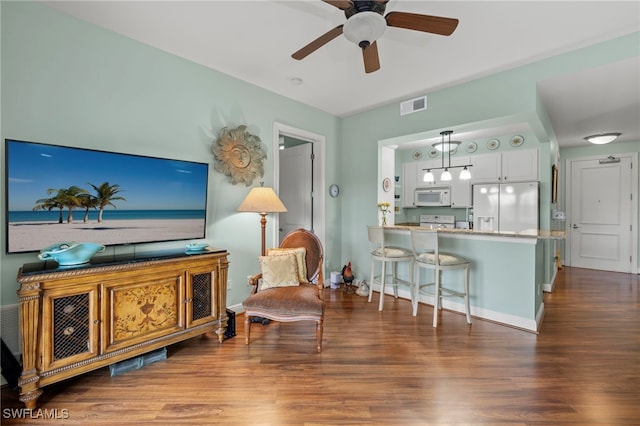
[569,156,633,272]
[279,143,312,242]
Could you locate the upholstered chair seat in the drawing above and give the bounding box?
[243,228,325,352]
[242,284,324,319]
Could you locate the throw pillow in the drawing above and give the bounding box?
[259,253,300,290]
[267,247,307,282]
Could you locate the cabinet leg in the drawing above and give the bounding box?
[18,376,42,409]
[215,326,226,343]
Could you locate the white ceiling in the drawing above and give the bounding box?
[42,1,640,148]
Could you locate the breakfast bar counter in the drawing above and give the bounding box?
[392,223,566,240]
[375,225,566,332]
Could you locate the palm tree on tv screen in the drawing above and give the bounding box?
[89,182,126,223]
[78,193,99,223]
[33,186,88,224]
[33,191,65,224]
[60,186,89,223]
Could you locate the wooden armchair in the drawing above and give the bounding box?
[243,228,325,352]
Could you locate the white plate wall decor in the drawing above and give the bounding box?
[382,178,392,192]
[428,148,439,158]
[487,139,500,150]
[412,150,422,160]
[465,142,477,153]
[510,135,525,147]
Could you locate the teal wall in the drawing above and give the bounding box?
[0,2,340,307]
[339,32,640,283]
[1,2,638,314]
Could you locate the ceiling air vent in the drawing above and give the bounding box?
[400,96,427,116]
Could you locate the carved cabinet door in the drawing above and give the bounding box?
[102,273,185,353]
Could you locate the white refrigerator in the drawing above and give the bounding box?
[473,182,539,233]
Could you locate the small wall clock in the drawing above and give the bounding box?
[329,184,340,198]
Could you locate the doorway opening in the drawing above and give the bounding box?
[272,123,326,260]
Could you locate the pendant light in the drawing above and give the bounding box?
[459,166,471,180]
[423,170,435,183]
[422,130,472,182]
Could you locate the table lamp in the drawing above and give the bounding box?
[237,186,287,256]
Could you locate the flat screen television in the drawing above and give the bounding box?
[5,139,209,254]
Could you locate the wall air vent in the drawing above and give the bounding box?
[400,96,427,116]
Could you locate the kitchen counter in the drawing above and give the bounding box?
[371,224,563,333]
[392,223,566,240]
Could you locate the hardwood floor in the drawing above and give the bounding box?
[2,267,639,425]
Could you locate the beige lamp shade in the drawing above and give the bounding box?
[237,187,287,214]
[238,187,287,257]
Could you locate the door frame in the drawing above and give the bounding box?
[564,151,638,273]
[272,122,326,260]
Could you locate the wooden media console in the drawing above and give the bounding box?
[15,248,229,408]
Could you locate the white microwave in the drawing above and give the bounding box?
[415,186,451,206]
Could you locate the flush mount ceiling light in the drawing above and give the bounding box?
[432,135,461,152]
[584,132,621,145]
[423,130,473,183]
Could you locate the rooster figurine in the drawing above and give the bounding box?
[341,262,355,293]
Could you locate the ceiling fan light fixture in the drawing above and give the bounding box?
[343,11,386,47]
[584,133,621,145]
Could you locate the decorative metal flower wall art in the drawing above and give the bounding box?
[212,125,266,187]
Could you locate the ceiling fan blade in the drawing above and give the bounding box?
[292,25,344,60]
[362,41,380,74]
[322,0,353,10]
[385,11,459,36]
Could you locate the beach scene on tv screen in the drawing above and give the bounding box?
[6,140,208,254]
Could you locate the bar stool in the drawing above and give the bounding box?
[410,228,471,327]
[367,226,414,311]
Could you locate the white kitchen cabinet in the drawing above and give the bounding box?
[470,152,501,183]
[502,149,538,182]
[450,155,472,208]
[402,161,417,208]
[471,149,538,183]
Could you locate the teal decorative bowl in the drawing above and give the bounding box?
[38,242,105,266]
[186,242,208,252]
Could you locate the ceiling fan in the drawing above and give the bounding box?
[292,0,459,73]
